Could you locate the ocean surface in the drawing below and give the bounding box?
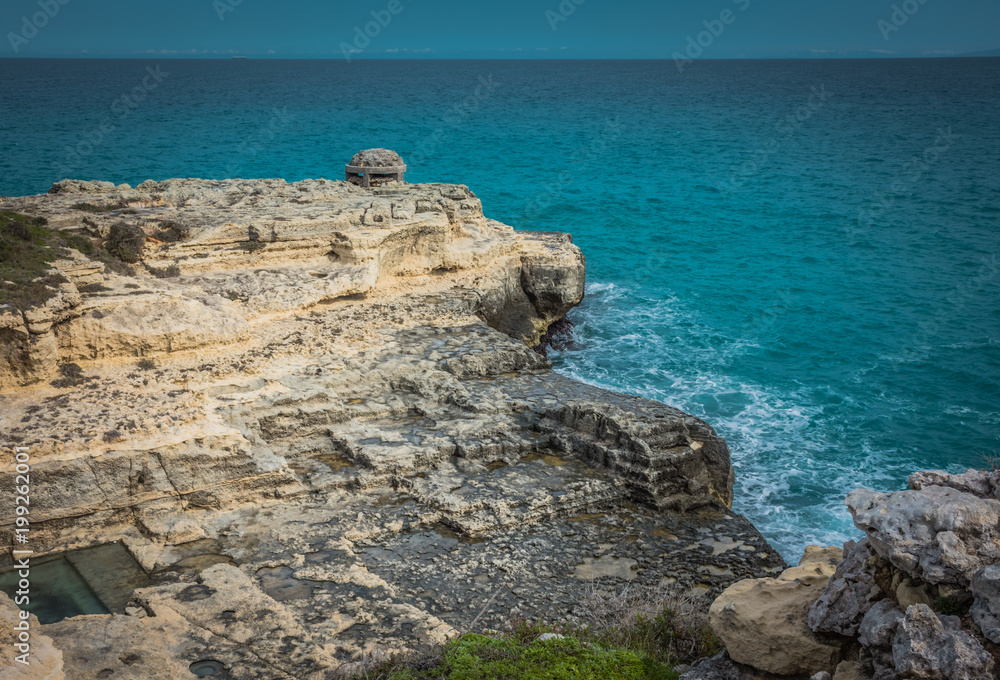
[2,58,998,561]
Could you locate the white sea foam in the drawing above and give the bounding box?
[551,281,942,561]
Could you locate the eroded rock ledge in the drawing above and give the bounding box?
[0,178,781,679]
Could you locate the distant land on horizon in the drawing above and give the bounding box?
[1,51,999,60]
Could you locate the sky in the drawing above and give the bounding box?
[2,0,998,59]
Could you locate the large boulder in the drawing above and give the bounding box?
[709,551,843,676]
[846,486,1000,587]
[808,538,888,637]
[892,604,996,680]
[970,563,1000,643]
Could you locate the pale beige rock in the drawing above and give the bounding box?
[800,545,844,568]
[832,660,867,680]
[895,578,934,609]
[709,559,843,676]
[0,177,785,678]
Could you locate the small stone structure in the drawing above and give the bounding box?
[345,148,406,188]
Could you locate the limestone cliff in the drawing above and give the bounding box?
[0,178,781,678]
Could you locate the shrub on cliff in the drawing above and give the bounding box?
[153,220,189,243]
[0,210,78,310]
[335,590,710,680]
[340,631,676,680]
[105,223,146,263]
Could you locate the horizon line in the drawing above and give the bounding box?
[1,54,998,61]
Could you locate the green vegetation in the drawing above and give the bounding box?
[933,594,970,617]
[240,239,267,253]
[0,211,80,310]
[346,631,677,680]
[340,589,718,680]
[137,359,157,371]
[153,220,189,243]
[0,209,164,310]
[104,223,146,264]
[71,200,127,214]
[50,363,94,389]
[147,263,181,278]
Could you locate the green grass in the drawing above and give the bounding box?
[351,632,678,680]
[0,211,72,310]
[0,210,140,310]
[338,607,720,680]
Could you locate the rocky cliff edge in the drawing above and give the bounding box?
[0,178,783,679]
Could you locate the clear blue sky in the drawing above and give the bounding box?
[2,0,998,59]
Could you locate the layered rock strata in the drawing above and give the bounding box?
[0,178,783,678]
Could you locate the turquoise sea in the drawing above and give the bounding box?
[1,58,998,561]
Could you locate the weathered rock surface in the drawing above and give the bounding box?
[679,651,754,680]
[846,486,1000,587]
[0,178,785,678]
[708,550,843,676]
[892,604,996,680]
[808,538,888,637]
[970,563,1000,643]
[857,600,905,675]
[804,473,1000,680]
[908,469,1000,501]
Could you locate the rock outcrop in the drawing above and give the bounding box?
[846,485,1000,588]
[696,467,1000,680]
[708,547,843,676]
[0,177,784,678]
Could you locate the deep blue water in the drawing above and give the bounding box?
[2,58,999,560]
